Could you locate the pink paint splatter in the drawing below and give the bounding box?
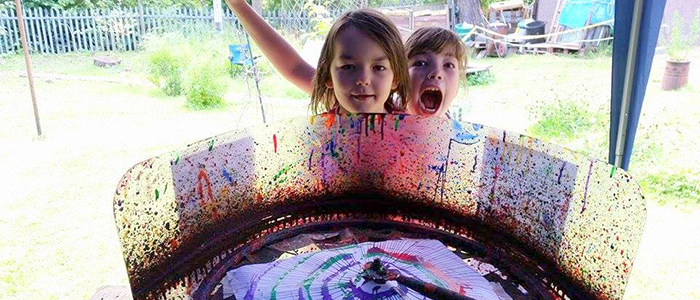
[273,134,277,153]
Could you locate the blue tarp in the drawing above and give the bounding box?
[609,0,667,170]
[559,0,615,28]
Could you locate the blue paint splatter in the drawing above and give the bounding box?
[325,135,339,158]
[309,150,314,170]
[222,168,234,184]
[452,120,481,144]
[558,162,566,184]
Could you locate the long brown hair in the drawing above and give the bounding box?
[310,9,410,114]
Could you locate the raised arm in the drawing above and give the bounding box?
[225,0,315,94]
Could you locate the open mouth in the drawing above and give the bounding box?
[419,88,443,114]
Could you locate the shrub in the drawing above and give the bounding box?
[467,71,494,86]
[184,61,228,109]
[147,49,184,96]
[301,0,333,41]
[662,9,700,62]
[141,25,305,108]
[143,32,188,96]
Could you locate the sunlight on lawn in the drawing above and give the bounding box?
[1,48,698,300]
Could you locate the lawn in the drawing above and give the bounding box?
[1,48,698,300]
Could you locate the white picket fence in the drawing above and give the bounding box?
[0,0,445,55]
[0,7,312,54]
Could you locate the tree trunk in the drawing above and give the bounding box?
[455,0,487,27]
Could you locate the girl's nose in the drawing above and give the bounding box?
[356,72,370,86]
[428,71,443,80]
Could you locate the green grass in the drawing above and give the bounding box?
[1,46,699,300]
[528,99,601,140]
[0,51,143,77]
[640,171,700,206]
[0,50,309,103]
[463,50,700,211]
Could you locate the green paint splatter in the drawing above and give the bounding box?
[273,164,293,183]
[394,116,400,131]
[610,166,616,178]
[545,164,553,176]
[174,155,180,165]
[369,115,375,131]
[303,254,351,299]
[338,282,352,298]
[271,252,321,300]
[164,183,168,193]
[208,139,215,151]
[155,189,159,200]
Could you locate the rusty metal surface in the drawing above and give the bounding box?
[113,114,645,300]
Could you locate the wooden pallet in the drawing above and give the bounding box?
[466,63,492,76]
[521,43,585,55]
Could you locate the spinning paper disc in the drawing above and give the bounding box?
[223,239,500,300]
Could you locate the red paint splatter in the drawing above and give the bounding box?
[324,113,335,129]
[490,164,500,202]
[197,168,214,204]
[273,134,277,153]
[169,238,180,249]
[212,207,221,221]
[459,284,473,294]
[366,247,420,263]
[185,278,193,295]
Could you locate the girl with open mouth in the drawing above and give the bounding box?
[226,1,466,117]
[405,27,466,118]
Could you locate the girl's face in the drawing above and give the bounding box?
[326,26,397,114]
[407,48,460,117]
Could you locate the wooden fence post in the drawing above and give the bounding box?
[138,2,145,46]
[14,0,42,137]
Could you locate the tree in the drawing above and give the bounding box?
[456,0,487,26]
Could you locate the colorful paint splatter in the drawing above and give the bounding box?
[222,239,499,300]
[113,114,645,300]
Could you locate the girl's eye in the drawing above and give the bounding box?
[412,60,427,67]
[444,62,456,69]
[374,65,387,71]
[340,65,355,70]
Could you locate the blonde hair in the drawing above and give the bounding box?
[405,26,468,71]
[310,9,410,114]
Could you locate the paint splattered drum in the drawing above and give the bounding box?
[113,114,645,300]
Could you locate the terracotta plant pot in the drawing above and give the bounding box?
[661,60,691,91]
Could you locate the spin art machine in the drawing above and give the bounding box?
[113,114,645,300]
